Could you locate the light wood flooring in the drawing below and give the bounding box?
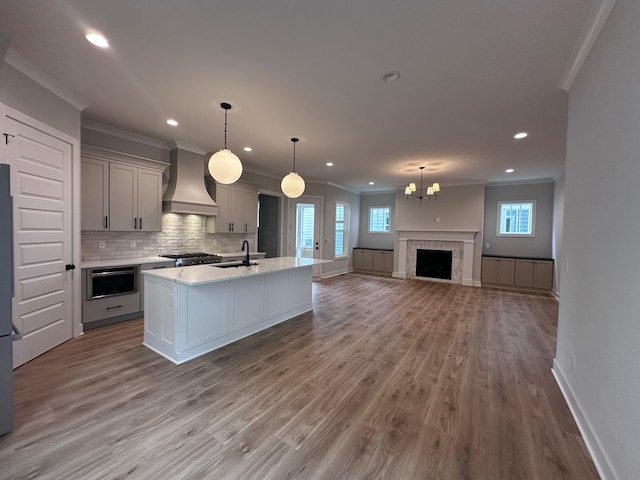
[0,274,598,479]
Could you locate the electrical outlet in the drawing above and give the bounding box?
[130,240,136,248]
[572,355,576,372]
[99,240,105,249]
[485,242,490,248]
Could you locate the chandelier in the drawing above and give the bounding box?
[404,166,440,204]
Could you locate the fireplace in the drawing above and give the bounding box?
[394,230,478,286]
[416,249,452,280]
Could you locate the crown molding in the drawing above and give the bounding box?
[82,119,170,149]
[326,181,361,195]
[360,189,398,196]
[558,0,617,91]
[485,177,555,187]
[171,140,210,155]
[4,48,88,110]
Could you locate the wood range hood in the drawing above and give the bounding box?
[162,147,218,216]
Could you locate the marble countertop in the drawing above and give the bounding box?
[81,257,175,269]
[142,256,331,286]
[81,252,266,269]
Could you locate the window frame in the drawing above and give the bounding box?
[368,206,391,234]
[496,200,536,237]
[335,201,350,259]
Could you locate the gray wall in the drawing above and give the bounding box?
[552,175,565,297]
[556,1,640,478]
[395,183,485,282]
[0,62,80,139]
[482,182,554,258]
[358,192,395,249]
[81,127,170,163]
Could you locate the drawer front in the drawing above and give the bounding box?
[82,292,141,323]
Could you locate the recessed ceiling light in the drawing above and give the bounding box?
[85,32,109,48]
[326,162,334,167]
[369,181,375,185]
[166,119,178,126]
[382,71,400,83]
[514,132,528,139]
[505,168,514,173]
[243,147,253,152]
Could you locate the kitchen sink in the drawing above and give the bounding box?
[213,262,259,269]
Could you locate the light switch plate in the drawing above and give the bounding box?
[99,240,105,249]
[130,240,136,248]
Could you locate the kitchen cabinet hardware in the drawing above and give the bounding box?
[81,146,166,232]
[210,182,258,234]
[106,305,123,310]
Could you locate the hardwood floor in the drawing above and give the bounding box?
[0,274,598,479]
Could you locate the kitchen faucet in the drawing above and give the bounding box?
[241,240,250,266]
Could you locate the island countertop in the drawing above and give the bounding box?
[141,256,330,286]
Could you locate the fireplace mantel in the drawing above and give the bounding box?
[393,229,477,285]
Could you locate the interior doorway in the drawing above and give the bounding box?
[258,193,280,258]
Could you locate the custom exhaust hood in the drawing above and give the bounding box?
[163,147,218,216]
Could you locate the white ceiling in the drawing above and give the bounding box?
[0,0,599,192]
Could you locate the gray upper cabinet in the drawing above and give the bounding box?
[81,146,168,231]
[208,182,258,233]
[81,157,109,230]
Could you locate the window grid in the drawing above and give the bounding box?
[369,206,390,233]
[335,202,349,257]
[498,202,534,236]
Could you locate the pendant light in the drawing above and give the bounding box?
[281,137,305,198]
[208,102,243,184]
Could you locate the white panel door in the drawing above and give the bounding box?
[3,115,73,367]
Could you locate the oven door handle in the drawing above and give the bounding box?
[90,269,137,278]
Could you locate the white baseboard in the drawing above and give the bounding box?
[320,267,352,279]
[552,360,617,480]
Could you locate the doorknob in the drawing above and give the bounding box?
[65,264,76,270]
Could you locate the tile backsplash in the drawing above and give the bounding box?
[81,213,255,261]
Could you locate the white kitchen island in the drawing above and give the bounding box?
[141,257,329,364]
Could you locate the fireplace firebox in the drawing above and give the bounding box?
[416,249,453,280]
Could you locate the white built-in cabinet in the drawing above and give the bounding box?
[207,182,259,233]
[81,146,168,231]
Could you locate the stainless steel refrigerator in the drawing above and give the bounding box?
[0,163,18,436]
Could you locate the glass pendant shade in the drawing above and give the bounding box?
[432,182,440,192]
[409,182,417,192]
[281,172,305,198]
[208,148,243,184]
[404,186,411,195]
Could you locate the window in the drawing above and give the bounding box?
[335,202,350,257]
[369,206,390,233]
[497,201,535,236]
